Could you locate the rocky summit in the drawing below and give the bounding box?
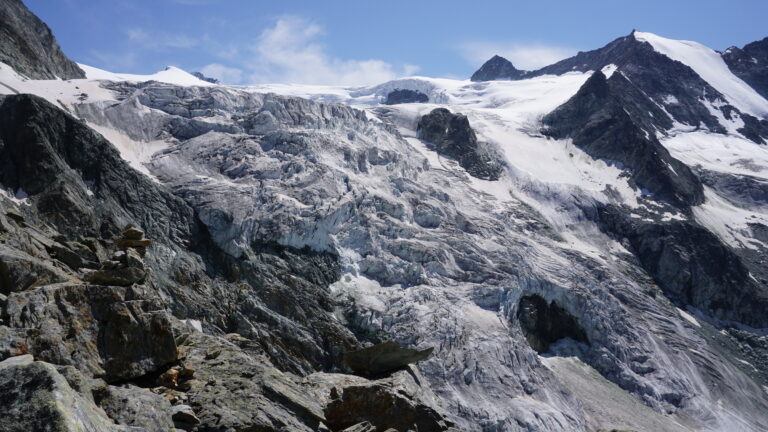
[1,1,768,431]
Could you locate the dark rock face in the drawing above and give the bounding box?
[4,284,179,381]
[191,71,220,84]
[698,169,768,210]
[0,355,121,431]
[723,37,768,99]
[0,0,84,79]
[0,94,199,247]
[596,205,768,328]
[543,71,704,208]
[516,294,589,354]
[417,108,503,180]
[384,88,429,104]
[470,55,526,81]
[343,341,433,376]
[325,378,453,432]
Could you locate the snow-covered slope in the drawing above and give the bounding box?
[635,31,768,117]
[79,64,214,86]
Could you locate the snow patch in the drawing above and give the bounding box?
[676,307,701,328]
[87,123,168,180]
[601,64,618,78]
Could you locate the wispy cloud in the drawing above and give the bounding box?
[113,15,417,86]
[457,41,575,70]
[199,63,243,84]
[246,16,418,86]
[127,28,198,50]
[88,50,138,70]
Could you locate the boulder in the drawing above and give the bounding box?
[120,226,145,241]
[0,355,123,432]
[343,341,433,376]
[98,384,174,432]
[324,368,453,432]
[171,404,201,430]
[179,331,325,432]
[4,283,177,381]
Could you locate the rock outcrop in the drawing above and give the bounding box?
[0,355,122,432]
[384,88,429,104]
[543,71,704,208]
[4,283,178,381]
[343,341,433,376]
[0,0,85,79]
[470,55,526,81]
[417,107,503,180]
[723,37,768,99]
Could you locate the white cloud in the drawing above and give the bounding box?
[200,63,244,84]
[457,41,575,71]
[247,16,418,86]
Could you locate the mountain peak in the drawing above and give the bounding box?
[470,55,525,82]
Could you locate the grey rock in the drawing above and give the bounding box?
[171,404,200,429]
[722,37,768,99]
[5,283,178,381]
[120,226,145,241]
[384,89,429,105]
[179,331,325,432]
[85,265,146,286]
[0,356,123,432]
[543,70,704,208]
[98,384,174,431]
[324,368,454,432]
[0,0,85,80]
[4,207,23,222]
[343,341,434,376]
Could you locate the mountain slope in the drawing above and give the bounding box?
[0,0,84,80]
[723,36,768,99]
[2,3,768,431]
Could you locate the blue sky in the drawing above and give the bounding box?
[26,0,768,85]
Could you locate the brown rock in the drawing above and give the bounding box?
[116,238,151,248]
[121,226,145,241]
[157,367,180,388]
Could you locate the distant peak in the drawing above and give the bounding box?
[470,55,525,82]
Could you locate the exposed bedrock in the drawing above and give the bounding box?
[543,71,704,209]
[0,0,85,80]
[384,88,429,104]
[594,204,768,328]
[417,107,503,180]
[722,36,768,99]
[470,55,526,81]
